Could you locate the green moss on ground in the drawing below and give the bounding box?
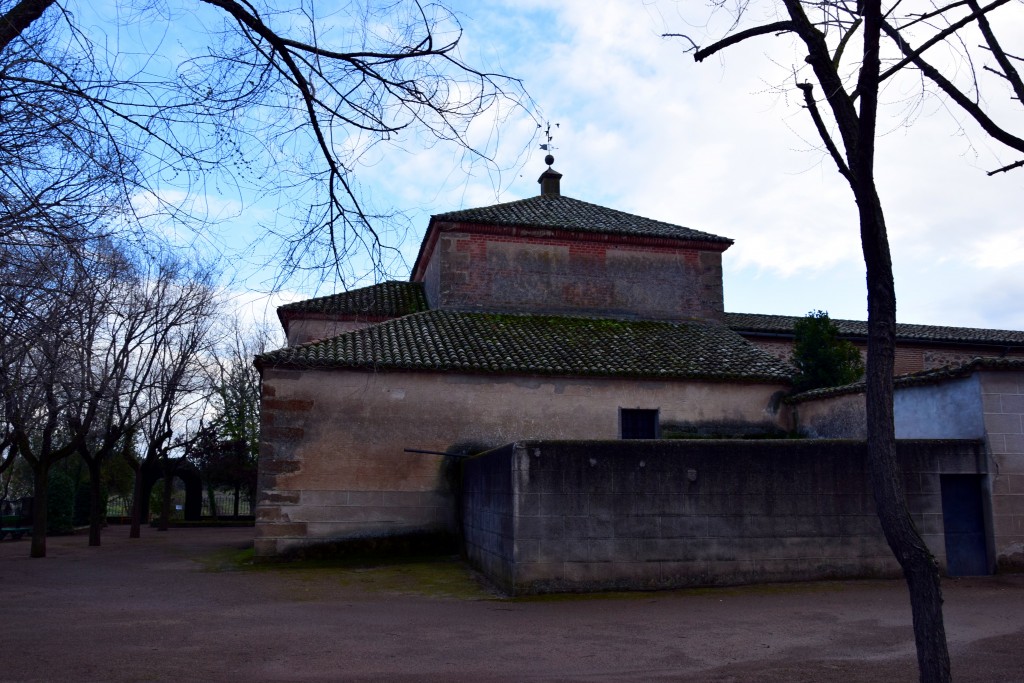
[202,546,496,600]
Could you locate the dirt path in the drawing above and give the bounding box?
[2,528,1022,682]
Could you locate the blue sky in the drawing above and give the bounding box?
[93,1,1024,331]
[346,0,1024,330]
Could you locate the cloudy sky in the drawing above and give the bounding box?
[331,0,1022,331]
[153,0,1023,331]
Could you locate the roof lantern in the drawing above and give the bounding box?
[538,154,562,196]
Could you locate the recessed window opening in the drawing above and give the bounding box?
[620,408,660,439]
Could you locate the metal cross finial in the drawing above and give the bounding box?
[538,121,559,165]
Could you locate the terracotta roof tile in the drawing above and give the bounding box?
[258,310,792,383]
[724,312,1024,346]
[434,194,732,245]
[278,282,428,318]
[787,357,1024,403]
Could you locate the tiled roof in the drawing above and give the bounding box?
[788,357,1024,403]
[433,194,732,245]
[724,312,1024,346]
[257,310,792,383]
[278,282,428,318]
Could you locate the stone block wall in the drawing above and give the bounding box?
[461,439,985,595]
[980,371,1024,570]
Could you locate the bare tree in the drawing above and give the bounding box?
[0,0,531,287]
[128,258,219,538]
[665,1,1023,680]
[66,249,219,546]
[187,318,276,519]
[0,239,98,557]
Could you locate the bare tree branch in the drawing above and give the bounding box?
[873,0,1012,90]
[987,158,1024,175]
[966,0,1024,105]
[879,17,1024,155]
[796,81,852,181]
[0,0,52,54]
[690,21,796,62]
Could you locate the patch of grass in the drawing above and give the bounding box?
[202,546,496,600]
[200,545,258,572]
[326,556,497,599]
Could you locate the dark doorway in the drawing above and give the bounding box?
[620,408,660,439]
[940,474,991,576]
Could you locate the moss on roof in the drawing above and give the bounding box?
[257,309,792,383]
[433,194,732,245]
[725,312,1024,346]
[278,282,428,318]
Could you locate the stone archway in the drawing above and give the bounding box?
[141,459,203,522]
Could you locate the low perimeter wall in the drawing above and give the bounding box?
[462,439,987,595]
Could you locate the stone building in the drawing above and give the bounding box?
[255,163,1024,592]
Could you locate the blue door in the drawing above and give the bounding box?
[940,475,990,576]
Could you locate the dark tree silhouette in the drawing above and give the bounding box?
[792,310,864,392]
[0,0,530,285]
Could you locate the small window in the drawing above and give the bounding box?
[620,408,660,439]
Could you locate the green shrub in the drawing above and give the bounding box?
[47,470,76,535]
[792,310,865,392]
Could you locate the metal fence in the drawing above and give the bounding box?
[105,492,251,519]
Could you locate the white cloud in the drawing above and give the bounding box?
[407,0,1024,328]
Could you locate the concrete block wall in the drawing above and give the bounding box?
[980,371,1024,570]
[461,439,984,595]
[794,369,1024,570]
[461,444,516,588]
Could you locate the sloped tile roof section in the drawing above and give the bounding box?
[278,281,429,318]
[725,312,1024,346]
[433,194,733,245]
[788,357,1024,403]
[257,310,793,383]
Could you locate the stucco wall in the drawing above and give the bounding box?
[256,368,787,556]
[421,228,725,322]
[285,318,376,347]
[462,439,983,595]
[794,393,867,439]
[795,376,985,440]
[895,375,985,439]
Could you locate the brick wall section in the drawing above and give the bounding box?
[980,371,1024,570]
[462,439,984,595]
[426,228,725,322]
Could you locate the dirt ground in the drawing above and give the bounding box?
[2,528,1023,682]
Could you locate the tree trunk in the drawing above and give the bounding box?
[233,483,240,519]
[207,484,218,520]
[158,463,172,531]
[857,188,951,683]
[128,462,143,539]
[29,464,48,558]
[87,458,104,546]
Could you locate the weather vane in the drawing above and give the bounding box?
[538,121,559,166]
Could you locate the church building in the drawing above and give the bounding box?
[255,161,1024,593]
